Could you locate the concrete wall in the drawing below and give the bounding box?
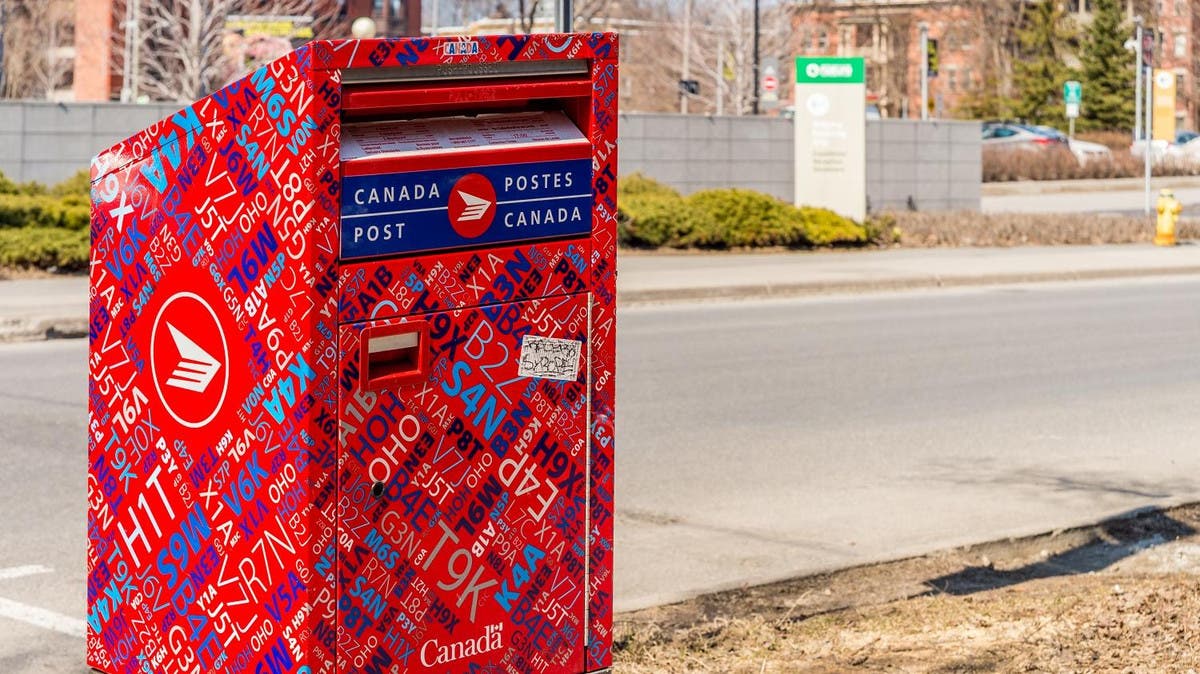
[0,101,178,184]
[619,113,982,213]
[619,113,795,202]
[866,119,981,213]
[0,101,982,213]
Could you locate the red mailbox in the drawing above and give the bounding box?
[87,34,617,674]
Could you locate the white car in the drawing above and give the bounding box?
[1066,138,1112,164]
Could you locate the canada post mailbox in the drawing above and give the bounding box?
[87,35,617,674]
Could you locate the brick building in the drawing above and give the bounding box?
[790,0,1196,128]
[1155,0,1200,130]
[791,0,983,118]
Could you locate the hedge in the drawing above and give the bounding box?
[0,193,90,230]
[0,226,89,271]
[617,174,869,249]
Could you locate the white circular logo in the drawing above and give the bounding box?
[806,93,831,117]
[805,63,820,78]
[1156,71,1174,88]
[150,291,229,429]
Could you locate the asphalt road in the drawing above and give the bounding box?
[4,277,1200,668]
[0,339,87,673]
[617,277,1200,608]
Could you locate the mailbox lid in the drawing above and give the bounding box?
[337,293,592,672]
[339,112,594,261]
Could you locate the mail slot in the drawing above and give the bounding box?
[87,34,617,674]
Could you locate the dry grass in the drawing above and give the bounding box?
[616,576,1200,673]
[984,146,1200,182]
[1074,130,1134,150]
[875,211,1200,247]
[615,505,1200,673]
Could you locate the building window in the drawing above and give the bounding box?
[1176,35,1187,58]
[817,30,828,50]
[947,68,958,92]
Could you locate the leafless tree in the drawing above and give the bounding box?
[116,0,341,103]
[626,0,791,115]
[1,0,74,99]
[484,0,619,32]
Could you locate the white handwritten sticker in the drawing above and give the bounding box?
[518,335,583,381]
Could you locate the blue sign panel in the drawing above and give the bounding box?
[341,158,593,259]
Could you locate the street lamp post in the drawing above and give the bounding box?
[556,0,573,33]
[1134,17,1143,144]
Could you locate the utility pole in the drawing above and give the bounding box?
[752,0,760,115]
[0,1,7,97]
[680,0,692,114]
[1145,56,1153,215]
[556,0,572,32]
[919,22,929,121]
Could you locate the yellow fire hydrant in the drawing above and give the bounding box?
[1156,188,1182,247]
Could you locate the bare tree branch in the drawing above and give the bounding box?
[1,0,74,99]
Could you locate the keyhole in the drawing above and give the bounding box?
[371,481,385,498]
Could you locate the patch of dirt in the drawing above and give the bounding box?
[615,505,1200,673]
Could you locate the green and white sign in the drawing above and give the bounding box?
[1064,80,1081,119]
[794,56,866,221]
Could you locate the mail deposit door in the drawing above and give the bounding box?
[336,294,590,673]
[335,109,595,673]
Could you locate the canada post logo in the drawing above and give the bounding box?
[340,158,594,259]
[150,292,229,428]
[448,173,496,238]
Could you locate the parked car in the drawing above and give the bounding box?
[982,122,1069,152]
[1023,125,1112,163]
[1131,131,1200,164]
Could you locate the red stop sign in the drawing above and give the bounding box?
[762,74,779,93]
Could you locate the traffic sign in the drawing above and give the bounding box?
[760,57,781,109]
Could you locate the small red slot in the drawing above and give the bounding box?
[361,322,429,389]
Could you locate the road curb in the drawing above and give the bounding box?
[617,265,1200,305]
[619,498,1200,614]
[0,317,88,343]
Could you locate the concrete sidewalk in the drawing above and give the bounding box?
[5,243,1200,340]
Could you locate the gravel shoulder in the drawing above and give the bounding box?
[615,504,1200,673]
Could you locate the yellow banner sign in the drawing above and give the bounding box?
[1153,69,1177,142]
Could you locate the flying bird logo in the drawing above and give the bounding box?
[456,190,492,221]
[164,322,222,393]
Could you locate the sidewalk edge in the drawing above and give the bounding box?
[617,497,1200,614]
